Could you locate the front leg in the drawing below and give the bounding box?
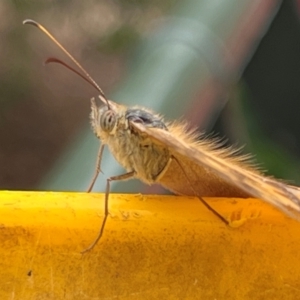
[82,171,135,253]
[87,144,105,193]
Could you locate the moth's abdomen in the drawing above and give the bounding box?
[158,152,249,197]
[147,122,252,198]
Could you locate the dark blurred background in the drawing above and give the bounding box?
[1,0,300,192]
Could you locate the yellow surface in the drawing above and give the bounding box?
[0,191,299,299]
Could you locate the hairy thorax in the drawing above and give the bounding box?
[93,104,170,184]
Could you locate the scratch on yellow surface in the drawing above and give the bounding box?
[0,191,299,299]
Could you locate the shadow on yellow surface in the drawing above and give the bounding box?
[0,191,299,299]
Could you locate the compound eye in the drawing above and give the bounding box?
[100,110,116,132]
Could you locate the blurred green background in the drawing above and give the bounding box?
[1,0,300,193]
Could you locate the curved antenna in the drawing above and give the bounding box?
[45,57,102,93]
[23,19,109,107]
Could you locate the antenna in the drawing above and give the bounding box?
[23,19,109,106]
[45,57,102,92]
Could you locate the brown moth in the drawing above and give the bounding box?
[24,19,300,252]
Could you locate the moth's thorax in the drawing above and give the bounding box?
[90,100,170,183]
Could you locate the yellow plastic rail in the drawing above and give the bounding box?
[0,191,299,299]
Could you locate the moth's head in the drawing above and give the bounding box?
[90,95,126,139]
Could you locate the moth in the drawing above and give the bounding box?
[24,19,300,252]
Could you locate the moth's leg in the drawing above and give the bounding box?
[81,171,135,253]
[154,156,173,181]
[87,144,105,192]
[172,155,229,225]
